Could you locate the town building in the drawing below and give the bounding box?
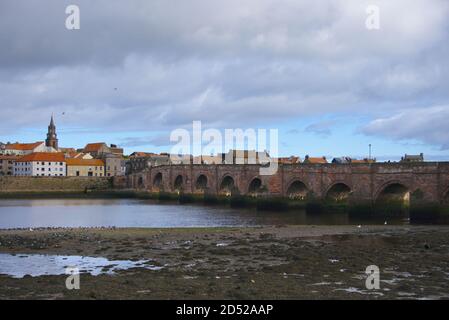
[104,153,126,177]
[0,155,19,176]
[66,158,105,177]
[332,157,375,164]
[219,150,271,165]
[79,142,125,176]
[193,155,223,165]
[0,141,56,156]
[303,155,328,164]
[127,152,171,174]
[277,156,301,164]
[332,157,351,164]
[81,142,124,158]
[14,153,66,177]
[401,153,424,163]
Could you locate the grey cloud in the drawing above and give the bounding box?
[305,120,336,137]
[361,106,449,150]
[0,0,449,145]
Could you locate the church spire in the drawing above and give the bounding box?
[50,114,55,128]
[46,115,58,150]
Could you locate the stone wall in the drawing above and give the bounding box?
[0,176,113,193]
[120,162,449,204]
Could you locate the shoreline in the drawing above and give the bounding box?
[1,225,449,299]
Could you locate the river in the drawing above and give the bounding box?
[0,198,409,229]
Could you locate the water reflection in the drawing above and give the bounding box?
[0,199,409,229]
[0,253,161,278]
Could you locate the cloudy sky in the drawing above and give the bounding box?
[1,0,449,160]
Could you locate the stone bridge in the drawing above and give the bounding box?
[117,162,449,204]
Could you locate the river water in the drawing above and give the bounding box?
[0,199,408,229]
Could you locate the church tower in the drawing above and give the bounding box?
[46,115,59,150]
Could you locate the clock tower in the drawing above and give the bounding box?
[45,115,59,150]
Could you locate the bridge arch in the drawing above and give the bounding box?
[152,172,163,190]
[248,177,263,195]
[286,179,309,200]
[219,175,238,196]
[326,182,352,203]
[375,181,410,203]
[195,174,208,192]
[137,176,144,189]
[375,181,411,216]
[173,175,184,192]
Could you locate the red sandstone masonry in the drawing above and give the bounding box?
[117,163,449,204]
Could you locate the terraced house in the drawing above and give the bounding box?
[14,153,66,177]
[66,158,105,177]
[0,155,19,176]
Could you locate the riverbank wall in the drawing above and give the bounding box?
[0,176,113,194]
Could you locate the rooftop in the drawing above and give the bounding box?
[5,142,44,151]
[16,152,66,162]
[66,158,105,166]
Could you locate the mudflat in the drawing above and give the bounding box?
[0,225,448,300]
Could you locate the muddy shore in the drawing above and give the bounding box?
[0,225,448,300]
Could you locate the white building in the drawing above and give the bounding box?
[14,153,66,177]
[1,142,57,156]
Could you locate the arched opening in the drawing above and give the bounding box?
[137,176,144,188]
[220,176,236,196]
[174,175,183,192]
[195,175,208,192]
[326,183,351,203]
[287,181,308,200]
[248,178,263,195]
[376,183,410,216]
[153,173,162,190]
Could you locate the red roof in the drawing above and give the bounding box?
[305,157,328,164]
[83,143,107,153]
[16,153,66,163]
[0,155,20,161]
[5,142,43,151]
[66,158,105,166]
[130,152,157,158]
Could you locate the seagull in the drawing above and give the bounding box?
[357,225,362,228]
[384,221,388,225]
